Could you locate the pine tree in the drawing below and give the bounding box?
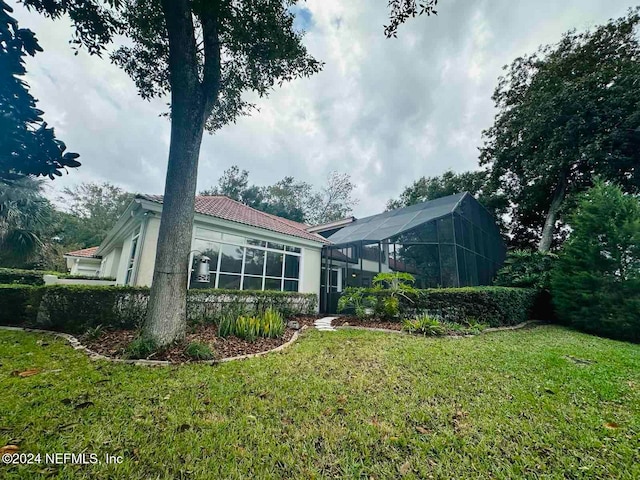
[551,181,640,341]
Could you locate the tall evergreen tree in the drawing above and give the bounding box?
[551,181,640,342]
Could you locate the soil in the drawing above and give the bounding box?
[83,323,299,363]
[331,316,403,331]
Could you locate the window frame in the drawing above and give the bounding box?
[189,231,303,292]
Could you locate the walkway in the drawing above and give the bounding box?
[314,317,337,332]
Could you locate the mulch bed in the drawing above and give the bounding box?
[331,316,403,331]
[83,324,298,363]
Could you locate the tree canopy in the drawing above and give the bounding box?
[200,166,357,225]
[57,182,133,247]
[0,177,55,267]
[0,1,80,182]
[480,9,640,251]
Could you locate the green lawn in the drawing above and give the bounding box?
[1,325,639,479]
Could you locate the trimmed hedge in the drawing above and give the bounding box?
[0,268,56,286]
[346,286,538,327]
[187,289,317,325]
[0,284,317,334]
[0,285,44,324]
[413,287,537,327]
[0,267,115,285]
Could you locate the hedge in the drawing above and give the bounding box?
[0,285,44,324]
[413,287,538,327]
[0,285,318,334]
[0,268,57,286]
[345,286,538,327]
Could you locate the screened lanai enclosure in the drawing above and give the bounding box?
[317,192,506,313]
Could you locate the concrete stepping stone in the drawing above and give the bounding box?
[314,317,337,332]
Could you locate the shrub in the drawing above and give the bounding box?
[234,316,261,341]
[494,250,557,290]
[337,287,377,318]
[342,286,537,327]
[125,337,157,359]
[186,289,317,324]
[219,308,286,341]
[184,342,214,360]
[37,285,149,334]
[0,267,52,286]
[372,272,417,318]
[261,308,286,338]
[381,296,400,318]
[551,182,640,342]
[0,284,316,335]
[217,313,235,338]
[402,314,445,336]
[82,324,104,342]
[0,285,43,324]
[417,287,537,327]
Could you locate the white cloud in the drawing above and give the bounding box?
[10,0,636,216]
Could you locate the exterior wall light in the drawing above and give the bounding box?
[190,250,211,284]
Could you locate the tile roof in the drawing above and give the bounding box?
[137,194,329,244]
[65,246,100,258]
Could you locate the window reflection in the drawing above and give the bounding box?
[190,233,301,292]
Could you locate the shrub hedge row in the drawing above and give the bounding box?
[0,268,58,286]
[413,287,538,327]
[0,285,318,334]
[348,286,538,327]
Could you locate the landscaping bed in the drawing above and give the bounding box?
[82,324,298,362]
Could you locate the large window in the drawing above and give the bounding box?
[190,231,302,292]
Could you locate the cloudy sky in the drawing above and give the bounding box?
[12,0,637,217]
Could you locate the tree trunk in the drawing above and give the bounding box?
[142,98,206,346]
[538,176,567,253]
[142,0,210,347]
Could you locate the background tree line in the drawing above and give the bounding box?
[199,166,358,225]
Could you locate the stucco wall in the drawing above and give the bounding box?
[116,235,133,285]
[104,212,324,298]
[100,247,122,279]
[68,257,101,276]
[135,216,161,286]
[301,247,321,295]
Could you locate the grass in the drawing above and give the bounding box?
[1,325,639,479]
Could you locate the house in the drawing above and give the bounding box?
[63,246,102,277]
[66,192,506,313]
[88,194,328,296]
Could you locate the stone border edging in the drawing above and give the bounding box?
[0,325,306,367]
[335,320,543,337]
